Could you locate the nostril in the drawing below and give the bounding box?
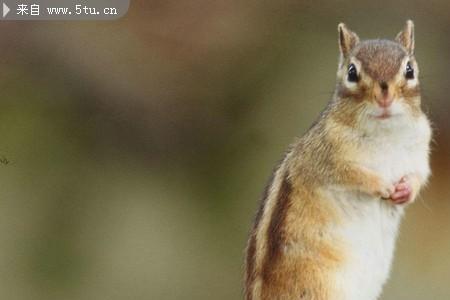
[380,81,388,91]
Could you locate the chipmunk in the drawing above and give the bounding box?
[245,20,431,300]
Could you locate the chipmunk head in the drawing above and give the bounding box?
[335,21,421,122]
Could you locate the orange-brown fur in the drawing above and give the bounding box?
[245,119,394,299]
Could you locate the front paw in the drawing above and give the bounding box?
[372,178,395,199]
[376,183,395,199]
[388,176,413,205]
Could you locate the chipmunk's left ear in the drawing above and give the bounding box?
[396,20,414,55]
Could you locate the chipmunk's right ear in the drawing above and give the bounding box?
[395,20,414,55]
[338,23,360,59]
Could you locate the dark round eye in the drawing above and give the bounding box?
[405,62,414,79]
[347,64,358,82]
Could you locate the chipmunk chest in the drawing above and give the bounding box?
[370,145,414,180]
[358,130,424,182]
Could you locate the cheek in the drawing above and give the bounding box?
[390,100,408,114]
[406,77,419,89]
[397,83,420,99]
[342,79,358,91]
[393,96,422,116]
[337,83,367,102]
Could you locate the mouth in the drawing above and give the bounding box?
[369,107,400,120]
[374,110,391,119]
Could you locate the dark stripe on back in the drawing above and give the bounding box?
[245,169,276,299]
[262,172,292,282]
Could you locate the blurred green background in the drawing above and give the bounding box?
[0,0,449,299]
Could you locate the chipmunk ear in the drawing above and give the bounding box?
[396,20,414,55]
[338,23,360,59]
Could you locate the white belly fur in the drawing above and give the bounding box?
[328,115,431,300]
[331,191,403,300]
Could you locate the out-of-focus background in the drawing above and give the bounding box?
[0,1,449,299]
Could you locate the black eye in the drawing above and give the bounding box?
[405,62,414,79]
[347,64,358,82]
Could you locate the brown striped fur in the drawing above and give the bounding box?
[245,170,276,300]
[244,117,393,299]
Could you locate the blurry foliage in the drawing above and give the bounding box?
[0,0,449,299]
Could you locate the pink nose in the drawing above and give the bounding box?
[377,96,393,108]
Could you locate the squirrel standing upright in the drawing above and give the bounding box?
[245,21,431,300]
